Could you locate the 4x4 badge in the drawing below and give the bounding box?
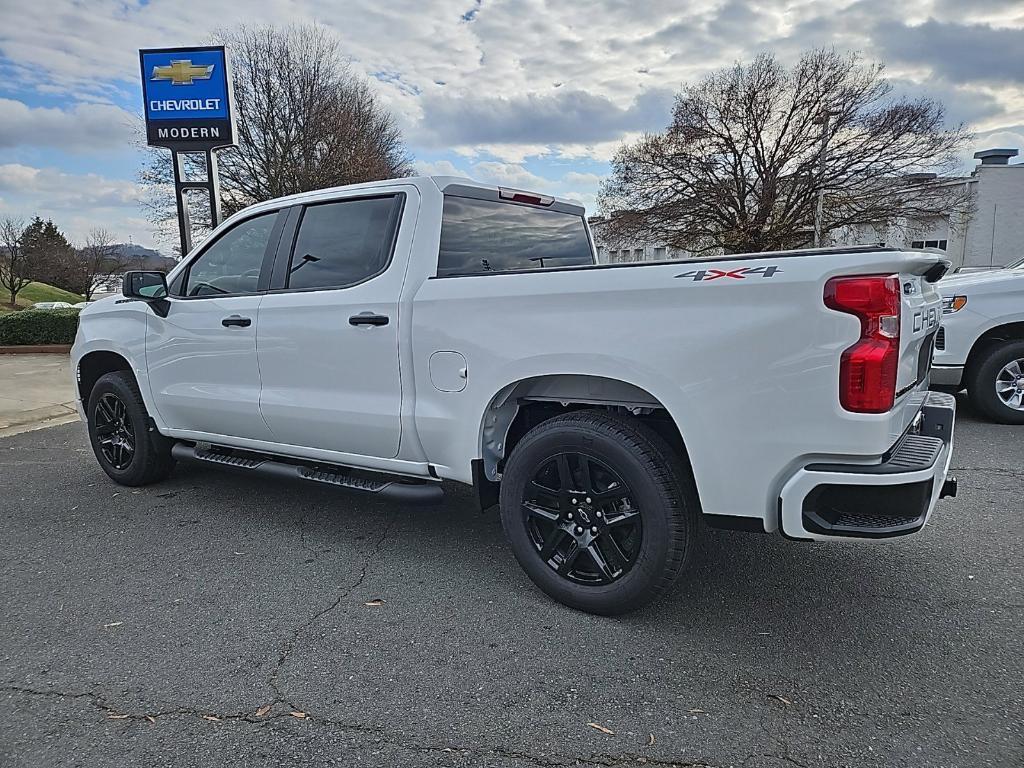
[674,265,782,282]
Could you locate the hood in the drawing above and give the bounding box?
[940,268,1023,293]
[78,293,120,316]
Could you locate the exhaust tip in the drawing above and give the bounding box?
[940,477,958,499]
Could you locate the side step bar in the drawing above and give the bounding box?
[170,443,444,505]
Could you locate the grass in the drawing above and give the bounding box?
[0,282,84,314]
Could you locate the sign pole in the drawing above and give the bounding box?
[169,149,226,259]
[171,149,193,259]
[206,148,222,229]
[140,45,236,260]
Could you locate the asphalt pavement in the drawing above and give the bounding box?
[1,397,1021,767]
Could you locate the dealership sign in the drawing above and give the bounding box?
[140,46,236,149]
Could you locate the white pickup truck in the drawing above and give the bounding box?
[71,176,957,614]
[932,257,1024,423]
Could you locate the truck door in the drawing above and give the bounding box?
[256,189,415,459]
[145,210,282,441]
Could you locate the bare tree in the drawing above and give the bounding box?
[78,229,126,300]
[0,217,31,307]
[598,49,971,255]
[141,23,413,249]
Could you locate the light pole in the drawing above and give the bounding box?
[812,109,838,248]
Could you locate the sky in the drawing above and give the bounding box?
[0,0,1022,251]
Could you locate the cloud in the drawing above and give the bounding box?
[886,78,1006,128]
[873,20,1024,86]
[0,164,142,207]
[414,159,466,176]
[0,163,150,246]
[415,87,675,147]
[0,0,1021,246]
[470,161,549,189]
[0,98,137,151]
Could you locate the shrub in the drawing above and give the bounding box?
[0,308,81,345]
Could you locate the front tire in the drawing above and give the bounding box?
[967,340,1024,424]
[87,371,175,485]
[499,410,699,615]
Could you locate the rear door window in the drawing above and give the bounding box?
[286,196,401,290]
[437,196,594,276]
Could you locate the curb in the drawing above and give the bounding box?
[0,411,80,439]
[0,402,80,438]
[0,345,72,354]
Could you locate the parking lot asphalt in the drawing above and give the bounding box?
[1,396,1021,768]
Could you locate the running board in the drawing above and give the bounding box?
[170,443,444,505]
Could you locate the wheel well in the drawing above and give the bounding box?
[77,351,132,403]
[480,375,692,482]
[965,322,1024,380]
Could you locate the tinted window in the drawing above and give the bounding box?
[183,213,277,297]
[438,196,594,276]
[287,196,398,290]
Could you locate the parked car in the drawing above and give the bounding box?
[70,176,956,615]
[31,301,73,310]
[932,255,1024,423]
[72,301,93,309]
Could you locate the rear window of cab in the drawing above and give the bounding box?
[437,196,594,276]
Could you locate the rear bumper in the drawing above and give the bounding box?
[778,391,956,541]
[930,364,964,387]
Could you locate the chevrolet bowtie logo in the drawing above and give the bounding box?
[150,60,214,86]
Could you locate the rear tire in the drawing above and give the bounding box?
[499,410,699,615]
[967,340,1024,424]
[87,371,175,486]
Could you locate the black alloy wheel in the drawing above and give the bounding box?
[499,410,698,615]
[93,393,135,470]
[524,452,642,584]
[86,370,175,486]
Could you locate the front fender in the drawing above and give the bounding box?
[71,303,163,430]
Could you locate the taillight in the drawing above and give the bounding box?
[824,275,901,414]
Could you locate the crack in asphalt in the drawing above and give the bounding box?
[3,683,724,767]
[0,684,262,724]
[267,509,397,710]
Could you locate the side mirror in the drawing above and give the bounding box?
[122,271,170,317]
[122,271,168,299]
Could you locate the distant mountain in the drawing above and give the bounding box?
[111,244,177,271]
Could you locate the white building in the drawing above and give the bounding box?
[838,148,1023,269]
[587,217,693,264]
[589,146,1023,269]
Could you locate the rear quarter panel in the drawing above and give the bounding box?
[410,250,943,527]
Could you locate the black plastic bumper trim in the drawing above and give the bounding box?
[806,434,943,475]
[704,514,767,533]
[802,479,934,539]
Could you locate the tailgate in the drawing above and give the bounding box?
[897,272,942,395]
